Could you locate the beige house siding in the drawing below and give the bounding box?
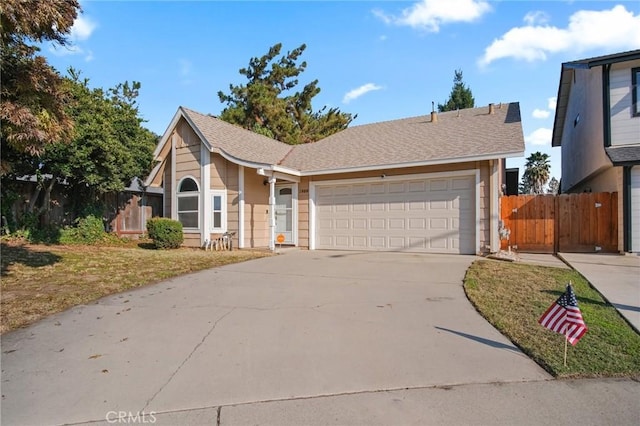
[174,120,202,245]
[243,170,270,248]
[163,167,172,218]
[298,179,310,248]
[208,153,240,247]
[560,67,610,192]
[610,60,640,146]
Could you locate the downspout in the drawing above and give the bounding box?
[602,64,612,147]
[268,176,276,251]
[238,165,245,248]
[623,166,631,252]
[490,159,499,253]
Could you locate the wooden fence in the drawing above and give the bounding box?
[500,193,618,253]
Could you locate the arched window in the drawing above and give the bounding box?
[177,177,199,228]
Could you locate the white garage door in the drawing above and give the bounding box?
[631,166,640,252]
[315,174,476,254]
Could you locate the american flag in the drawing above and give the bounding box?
[538,284,587,346]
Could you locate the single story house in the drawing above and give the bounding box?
[144,102,525,254]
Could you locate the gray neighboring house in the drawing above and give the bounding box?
[552,49,640,253]
[145,102,525,254]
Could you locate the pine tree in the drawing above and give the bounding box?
[438,69,475,112]
[218,43,356,144]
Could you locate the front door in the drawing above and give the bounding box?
[275,185,294,244]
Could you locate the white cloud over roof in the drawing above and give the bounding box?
[479,5,640,66]
[532,109,550,119]
[343,83,383,104]
[525,127,552,146]
[373,0,491,32]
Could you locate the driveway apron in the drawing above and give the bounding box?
[1,251,549,425]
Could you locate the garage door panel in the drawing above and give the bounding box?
[315,175,475,254]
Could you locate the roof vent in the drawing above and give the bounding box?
[431,111,438,123]
[489,103,495,114]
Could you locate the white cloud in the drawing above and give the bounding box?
[532,109,550,119]
[70,15,97,41]
[547,97,557,111]
[525,127,552,146]
[379,35,388,42]
[523,11,549,26]
[373,0,491,32]
[343,83,383,104]
[479,5,640,66]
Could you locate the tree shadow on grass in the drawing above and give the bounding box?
[137,242,156,250]
[541,289,609,307]
[1,243,62,276]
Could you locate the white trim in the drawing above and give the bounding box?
[490,160,499,253]
[309,169,480,253]
[275,183,298,246]
[238,165,245,248]
[268,177,276,250]
[309,184,316,250]
[201,145,211,245]
[176,175,201,231]
[210,189,227,233]
[171,134,177,220]
[474,169,481,255]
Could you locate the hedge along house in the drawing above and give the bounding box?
[144,103,525,254]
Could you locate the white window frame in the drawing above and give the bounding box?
[210,189,227,233]
[177,176,200,230]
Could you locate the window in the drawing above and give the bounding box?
[177,177,199,229]
[633,67,640,117]
[211,190,227,232]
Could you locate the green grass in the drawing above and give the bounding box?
[464,259,640,378]
[1,241,272,333]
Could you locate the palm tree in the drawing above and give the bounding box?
[522,152,551,194]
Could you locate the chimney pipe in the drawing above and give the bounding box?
[431,111,438,123]
[489,103,495,114]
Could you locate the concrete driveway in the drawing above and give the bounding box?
[1,251,550,425]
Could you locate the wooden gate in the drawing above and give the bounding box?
[500,193,618,253]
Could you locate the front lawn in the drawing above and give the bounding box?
[464,259,640,378]
[1,241,271,334]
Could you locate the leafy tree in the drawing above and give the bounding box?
[218,43,356,144]
[0,0,79,173]
[438,69,475,112]
[547,177,560,195]
[521,152,551,194]
[2,70,158,226]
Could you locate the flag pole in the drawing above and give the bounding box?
[564,280,572,367]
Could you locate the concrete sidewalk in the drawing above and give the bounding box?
[82,378,640,426]
[558,253,640,332]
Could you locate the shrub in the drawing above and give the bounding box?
[146,218,183,249]
[59,215,106,245]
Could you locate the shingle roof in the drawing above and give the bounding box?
[605,146,640,165]
[171,103,524,175]
[280,102,524,172]
[181,107,293,166]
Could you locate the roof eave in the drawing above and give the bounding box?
[299,150,524,176]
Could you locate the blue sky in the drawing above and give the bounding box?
[42,0,640,183]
